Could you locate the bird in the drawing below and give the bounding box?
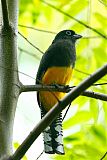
[36,30,82,154]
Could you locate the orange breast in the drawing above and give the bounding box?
[39,66,73,111]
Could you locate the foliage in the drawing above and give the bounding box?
[18,0,107,159]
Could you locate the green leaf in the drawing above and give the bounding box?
[89,99,99,123]
[64,111,92,129]
[91,125,107,145]
[103,102,107,125]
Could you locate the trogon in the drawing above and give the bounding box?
[36,30,82,154]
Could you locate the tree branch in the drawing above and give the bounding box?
[98,0,107,7]
[18,24,56,34]
[100,152,107,160]
[20,84,107,102]
[18,47,40,61]
[9,64,107,160]
[81,90,107,101]
[18,32,44,54]
[40,0,107,39]
[18,25,102,39]
[20,83,71,93]
[1,0,9,28]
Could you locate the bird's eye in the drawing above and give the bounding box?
[66,31,71,35]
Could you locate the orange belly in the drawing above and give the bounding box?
[39,66,73,111]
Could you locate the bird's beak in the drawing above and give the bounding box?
[73,34,82,39]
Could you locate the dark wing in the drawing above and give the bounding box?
[36,39,75,84]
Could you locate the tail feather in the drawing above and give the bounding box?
[50,113,65,154]
[43,126,54,153]
[40,106,54,153]
[40,105,65,154]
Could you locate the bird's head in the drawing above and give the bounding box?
[53,30,82,43]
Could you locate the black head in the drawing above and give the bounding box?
[53,30,82,43]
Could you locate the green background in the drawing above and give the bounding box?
[14,0,107,159]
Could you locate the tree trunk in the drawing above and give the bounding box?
[0,0,19,158]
